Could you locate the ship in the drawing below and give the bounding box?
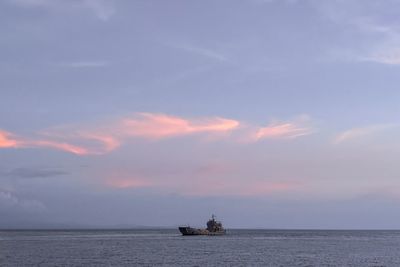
[179,215,226,236]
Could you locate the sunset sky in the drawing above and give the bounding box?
[1,0,400,229]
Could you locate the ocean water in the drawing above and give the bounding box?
[1,229,400,266]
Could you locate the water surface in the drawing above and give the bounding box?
[1,229,400,266]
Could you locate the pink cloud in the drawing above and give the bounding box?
[102,170,300,196]
[39,113,239,154]
[105,177,152,189]
[0,129,89,155]
[255,123,311,140]
[78,133,120,153]
[27,140,89,155]
[178,180,301,197]
[94,161,303,196]
[229,115,315,143]
[121,113,240,139]
[0,130,19,148]
[0,113,313,155]
[0,113,239,155]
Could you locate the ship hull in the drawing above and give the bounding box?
[178,227,225,236]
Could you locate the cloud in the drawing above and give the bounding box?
[38,113,240,154]
[0,190,46,212]
[0,113,240,155]
[0,130,18,148]
[28,140,89,155]
[333,124,395,144]
[178,180,302,197]
[360,47,400,65]
[82,0,115,21]
[102,175,300,196]
[254,123,313,140]
[0,113,313,155]
[6,0,47,6]
[120,113,240,139]
[105,177,152,189]
[100,167,301,197]
[353,20,400,65]
[4,167,68,179]
[167,42,228,62]
[252,0,299,4]
[0,129,89,155]
[314,1,400,65]
[78,133,120,152]
[60,61,109,68]
[247,115,314,142]
[7,0,115,21]
[194,163,231,176]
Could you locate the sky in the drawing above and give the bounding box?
[1,0,400,229]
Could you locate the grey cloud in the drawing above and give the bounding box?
[2,167,69,179]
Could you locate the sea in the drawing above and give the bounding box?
[1,229,400,266]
